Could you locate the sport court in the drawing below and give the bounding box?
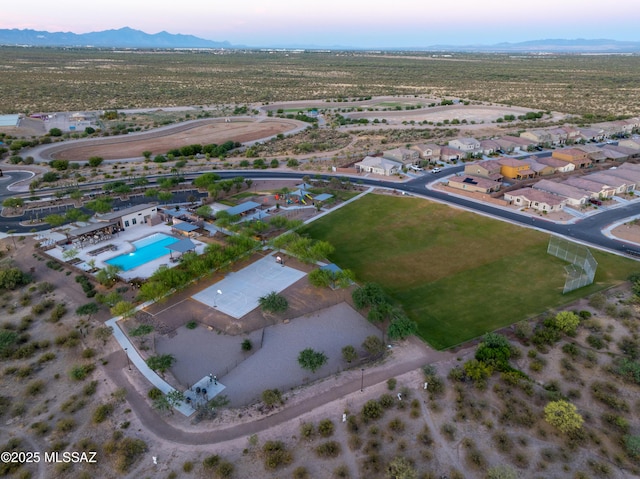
[191,253,306,318]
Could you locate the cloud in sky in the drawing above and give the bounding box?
[4,0,639,47]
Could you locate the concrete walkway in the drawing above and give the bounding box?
[106,307,204,416]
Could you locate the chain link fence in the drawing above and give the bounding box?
[547,236,597,294]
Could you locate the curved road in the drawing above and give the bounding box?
[1,169,638,257]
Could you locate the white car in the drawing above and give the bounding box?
[431,167,441,174]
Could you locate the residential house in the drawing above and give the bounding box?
[533,179,589,207]
[573,145,607,163]
[498,158,536,180]
[619,162,640,174]
[439,146,463,163]
[619,139,640,150]
[578,127,605,142]
[520,130,551,145]
[562,126,582,142]
[479,139,501,156]
[563,177,615,198]
[448,137,481,152]
[552,148,592,169]
[548,128,569,145]
[606,165,640,187]
[354,156,402,176]
[447,175,502,194]
[604,145,640,160]
[601,147,629,161]
[586,173,635,195]
[383,147,420,166]
[504,188,566,212]
[497,135,536,153]
[536,156,575,173]
[464,160,504,181]
[522,157,556,176]
[411,143,441,161]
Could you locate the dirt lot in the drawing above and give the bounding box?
[45,119,299,161]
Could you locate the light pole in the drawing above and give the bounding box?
[124,348,131,370]
[360,368,364,392]
[213,289,222,308]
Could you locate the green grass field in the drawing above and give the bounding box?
[301,194,639,349]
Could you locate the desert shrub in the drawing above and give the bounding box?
[83,380,98,396]
[333,464,351,478]
[292,466,310,479]
[25,380,45,396]
[387,417,406,433]
[216,460,234,478]
[262,441,293,470]
[92,403,114,423]
[148,387,163,400]
[103,436,147,473]
[348,434,362,451]
[69,363,95,381]
[261,388,283,407]
[56,417,76,433]
[182,461,194,473]
[318,418,334,437]
[202,455,220,469]
[441,423,457,441]
[316,441,341,458]
[379,393,395,409]
[300,422,315,441]
[241,338,252,351]
[387,378,397,390]
[361,399,384,422]
[30,421,50,436]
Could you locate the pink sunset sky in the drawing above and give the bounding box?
[3,0,638,48]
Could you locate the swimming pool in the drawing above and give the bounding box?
[106,233,180,271]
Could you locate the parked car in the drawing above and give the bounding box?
[589,198,603,206]
[431,167,441,174]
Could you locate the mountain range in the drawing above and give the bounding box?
[1,27,639,52]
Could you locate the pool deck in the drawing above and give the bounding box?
[45,223,207,280]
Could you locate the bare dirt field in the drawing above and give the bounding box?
[345,104,555,124]
[44,119,299,161]
[611,222,640,246]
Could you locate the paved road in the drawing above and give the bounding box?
[1,169,639,258]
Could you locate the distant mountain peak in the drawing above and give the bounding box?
[0,27,232,49]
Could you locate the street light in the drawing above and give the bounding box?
[124,347,131,370]
[213,289,222,308]
[360,368,364,392]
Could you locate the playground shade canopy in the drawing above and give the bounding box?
[224,201,261,216]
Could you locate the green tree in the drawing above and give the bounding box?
[88,156,104,167]
[49,127,62,137]
[463,359,493,382]
[544,400,584,433]
[85,198,112,214]
[2,197,24,210]
[258,291,288,313]
[553,311,580,334]
[196,205,212,218]
[0,268,30,290]
[341,345,358,363]
[110,301,135,319]
[96,264,122,286]
[76,303,100,321]
[261,388,283,407]
[146,354,175,374]
[157,191,173,203]
[362,335,384,356]
[45,214,66,228]
[297,348,328,373]
[387,316,418,340]
[352,283,388,310]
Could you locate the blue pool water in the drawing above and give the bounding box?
[106,233,180,271]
